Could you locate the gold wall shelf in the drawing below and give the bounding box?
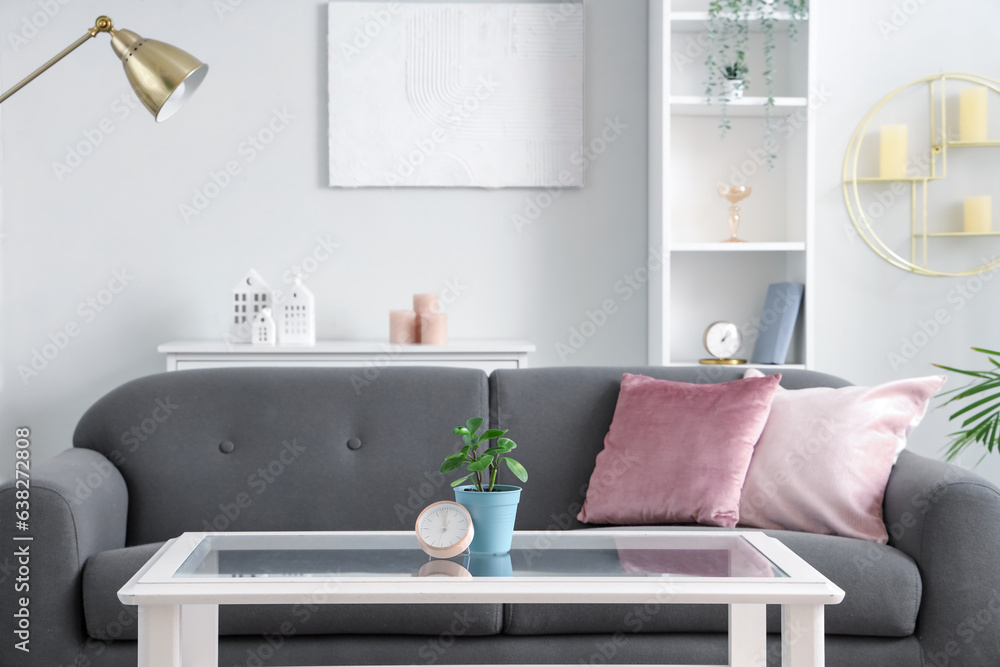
[842,72,1000,277]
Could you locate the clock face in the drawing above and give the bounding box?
[415,501,474,559]
[704,321,742,359]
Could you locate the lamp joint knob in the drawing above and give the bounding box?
[92,16,114,35]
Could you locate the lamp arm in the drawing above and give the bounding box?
[0,16,114,105]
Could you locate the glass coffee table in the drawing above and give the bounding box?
[118,530,844,667]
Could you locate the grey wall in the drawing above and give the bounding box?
[0,0,649,466]
[3,0,1000,490]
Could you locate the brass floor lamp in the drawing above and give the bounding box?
[0,15,208,121]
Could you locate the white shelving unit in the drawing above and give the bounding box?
[648,0,816,369]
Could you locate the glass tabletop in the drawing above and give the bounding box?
[169,532,787,581]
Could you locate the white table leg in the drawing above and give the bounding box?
[138,605,181,667]
[782,604,824,666]
[729,603,767,667]
[181,604,218,667]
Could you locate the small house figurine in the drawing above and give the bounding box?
[230,269,273,343]
[251,308,277,346]
[278,276,315,346]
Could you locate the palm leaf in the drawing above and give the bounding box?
[949,393,1000,422]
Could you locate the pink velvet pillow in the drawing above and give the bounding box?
[577,372,781,527]
[739,369,946,543]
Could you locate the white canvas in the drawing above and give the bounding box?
[328,1,584,188]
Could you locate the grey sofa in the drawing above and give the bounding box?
[2,366,998,667]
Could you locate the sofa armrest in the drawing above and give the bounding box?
[0,448,127,666]
[883,450,1000,665]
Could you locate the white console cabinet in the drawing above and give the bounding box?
[158,340,535,373]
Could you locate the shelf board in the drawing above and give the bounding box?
[671,242,806,252]
[670,11,804,32]
[849,176,939,183]
[666,361,807,370]
[946,140,1000,147]
[919,231,1000,237]
[670,96,808,117]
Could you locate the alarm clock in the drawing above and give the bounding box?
[699,321,746,365]
[415,501,474,559]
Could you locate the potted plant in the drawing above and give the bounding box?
[704,0,809,164]
[439,417,527,554]
[935,347,1000,462]
[720,61,748,100]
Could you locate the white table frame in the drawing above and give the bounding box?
[118,530,844,667]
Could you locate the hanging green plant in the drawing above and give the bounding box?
[705,0,809,168]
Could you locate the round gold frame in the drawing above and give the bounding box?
[843,72,1000,277]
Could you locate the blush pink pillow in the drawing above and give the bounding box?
[739,369,946,543]
[577,372,781,528]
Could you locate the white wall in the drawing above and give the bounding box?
[812,0,1000,487]
[3,0,1000,490]
[0,0,650,466]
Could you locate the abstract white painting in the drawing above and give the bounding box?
[328,1,584,188]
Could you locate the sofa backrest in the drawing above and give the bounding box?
[73,367,489,546]
[489,366,852,531]
[73,365,851,545]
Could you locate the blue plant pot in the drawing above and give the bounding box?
[454,485,521,555]
[466,553,513,577]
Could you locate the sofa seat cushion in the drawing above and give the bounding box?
[503,529,920,638]
[83,543,503,640]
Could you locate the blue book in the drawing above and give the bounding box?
[750,283,804,365]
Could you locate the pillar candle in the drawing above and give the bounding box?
[960,87,989,142]
[964,196,992,234]
[880,125,908,179]
[413,293,440,342]
[420,314,448,346]
[389,310,418,345]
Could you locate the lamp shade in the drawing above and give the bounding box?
[109,28,208,122]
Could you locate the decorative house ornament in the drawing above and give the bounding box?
[251,308,277,347]
[230,269,273,343]
[279,277,316,346]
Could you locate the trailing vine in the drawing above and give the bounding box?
[705,0,809,168]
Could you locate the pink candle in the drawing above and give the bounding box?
[389,310,418,345]
[420,313,448,345]
[413,293,440,342]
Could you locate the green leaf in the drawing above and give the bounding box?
[949,380,1000,402]
[504,457,528,483]
[482,446,503,458]
[961,401,1000,428]
[477,429,507,444]
[466,417,484,435]
[453,427,469,435]
[950,393,1000,421]
[449,475,472,488]
[972,347,1000,357]
[467,455,494,472]
[461,434,474,447]
[497,438,517,452]
[934,364,995,380]
[439,457,466,474]
[460,445,471,457]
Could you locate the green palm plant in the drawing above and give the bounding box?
[935,347,1000,462]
